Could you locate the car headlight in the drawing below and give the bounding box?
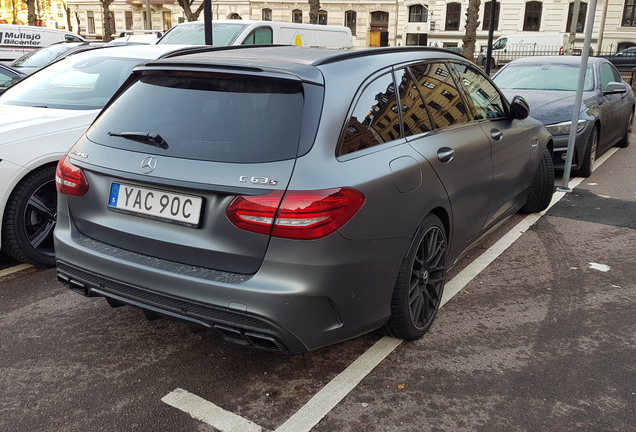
[546,119,588,136]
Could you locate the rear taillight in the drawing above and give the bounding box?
[56,155,89,196]
[226,188,365,240]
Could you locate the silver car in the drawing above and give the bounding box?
[54,46,554,352]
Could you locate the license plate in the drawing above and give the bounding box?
[108,182,203,227]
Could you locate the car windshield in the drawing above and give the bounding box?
[158,22,248,45]
[11,45,74,67]
[493,63,594,92]
[0,54,145,110]
[87,73,305,163]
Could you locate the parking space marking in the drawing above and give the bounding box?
[162,149,616,431]
[162,388,265,432]
[275,336,403,432]
[0,264,33,278]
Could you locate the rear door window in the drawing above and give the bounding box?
[88,74,305,163]
[338,71,401,156]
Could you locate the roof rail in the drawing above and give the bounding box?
[158,44,290,59]
[312,45,465,66]
[113,30,163,38]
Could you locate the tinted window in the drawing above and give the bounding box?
[409,62,469,128]
[338,72,400,156]
[451,63,506,120]
[242,27,273,44]
[395,67,434,136]
[87,74,304,163]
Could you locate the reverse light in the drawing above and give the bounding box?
[226,188,365,240]
[546,119,587,136]
[56,155,89,196]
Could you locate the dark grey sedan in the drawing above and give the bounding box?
[493,56,634,177]
[54,46,554,352]
[600,46,636,69]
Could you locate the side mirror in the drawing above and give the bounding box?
[604,82,627,94]
[509,95,530,120]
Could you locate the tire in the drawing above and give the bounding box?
[2,165,57,267]
[520,148,555,214]
[384,214,447,341]
[616,109,634,148]
[572,125,598,178]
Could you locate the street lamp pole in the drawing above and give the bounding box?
[145,0,152,30]
[204,0,213,45]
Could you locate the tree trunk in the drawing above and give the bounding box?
[177,0,205,22]
[75,11,81,34]
[11,0,19,24]
[101,0,115,41]
[462,0,481,62]
[66,6,73,32]
[308,0,320,24]
[27,0,37,26]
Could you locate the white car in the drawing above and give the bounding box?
[0,44,189,266]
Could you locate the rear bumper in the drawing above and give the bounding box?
[54,206,407,352]
[56,260,306,352]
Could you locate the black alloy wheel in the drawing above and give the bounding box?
[2,165,57,267]
[384,214,447,341]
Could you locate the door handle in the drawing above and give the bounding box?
[437,147,455,163]
[491,129,504,141]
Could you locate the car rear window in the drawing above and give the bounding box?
[87,73,305,163]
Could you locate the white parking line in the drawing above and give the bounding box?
[0,263,33,278]
[162,388,265,432]
[274,336,403,432]
[162,149,615,431]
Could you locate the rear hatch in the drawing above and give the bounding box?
[66,65,322,274]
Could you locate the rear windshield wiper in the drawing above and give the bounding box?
[108,132,169,150]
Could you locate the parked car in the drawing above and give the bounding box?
[9,42,106,75]
[600,46,636,69]
[157,19,353,47]
[0,63,25,94]
[0,44,190,266]
[0,24,85,62]
[493,56,634,177]
[108,30,163,45]
[54,45,554,353]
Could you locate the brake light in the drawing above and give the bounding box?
[226,188,365,240]
[56,155,89,196]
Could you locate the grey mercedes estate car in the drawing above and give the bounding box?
[54,46,554,353]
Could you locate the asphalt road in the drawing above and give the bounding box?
[1,144,635,432]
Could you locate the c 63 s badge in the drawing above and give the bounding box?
[239,176,278,186]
